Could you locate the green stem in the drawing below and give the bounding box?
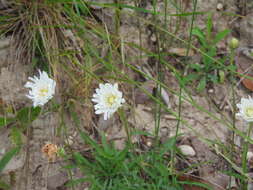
[118,108,131,145]
[242,123,253,188]
[114,0,121,36]
[171,0,198,182]
[229,46,236,189]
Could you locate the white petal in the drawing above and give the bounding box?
[95,110,103,114]
[103,112,109,120]
[113,83,118,89]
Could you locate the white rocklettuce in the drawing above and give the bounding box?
[25,70,56,107]
[236,96,253,122]
[92,83,125,120]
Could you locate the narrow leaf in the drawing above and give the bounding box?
[192,28,207,47]
[197,77,207,92]
[16,107,41,124]
[213,29,230,44]
[0,118,14,128]
[0,180,10,190]
[0,147,20,173]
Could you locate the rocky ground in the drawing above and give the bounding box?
[0,0,253,189]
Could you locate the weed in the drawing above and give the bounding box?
[184,14,231,91]
[66,132,186,190]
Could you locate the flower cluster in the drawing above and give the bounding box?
[25,69,253,124]
[25,70,125,120]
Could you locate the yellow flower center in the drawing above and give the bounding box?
[106,94,117,106]
[39,88,49,97]
[245,107,253,117]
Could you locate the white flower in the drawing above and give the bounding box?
[92,83,125,120]
[236,96,253,122]
[25,70,56,107]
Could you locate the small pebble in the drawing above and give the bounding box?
[147,141,152,147]
[178,145,196,156]
[247,151,253,160]
[150,34,156,42]
[216,3,224,11]
[224,105,230,111]
[208,89,214,93]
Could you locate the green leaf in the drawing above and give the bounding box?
[218,70,225,83]
[73,152,91,167]
[226,64,236,72]
[203,47,216,66]
[116,147,128,162]
[16,107,41,124]
[207,74,218,83]
[213,29,230,44]
[0,180,10,190]
[197,77,207,92]
[79,131,100,151]
[0,147,20,173]
[192,27,205,39]
[101,133,112,155]
[222,170,246,180]
[160,136,177,156]
[189,63,202,71]
[65,178,87,187]
[0,118,14,128]
[10,127,23,147]
[183,74,200,84]
[192,28,207,47]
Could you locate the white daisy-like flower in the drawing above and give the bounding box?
[25,70,56,107]
[236,96,253,122]
[92,83,125,120]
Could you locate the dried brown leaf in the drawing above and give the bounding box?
[168,48,195,57]
[236,47,253,91]
[178,174,226,190]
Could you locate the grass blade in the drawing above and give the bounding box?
[0,147,20,173]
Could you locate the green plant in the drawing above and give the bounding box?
[184,14,231,91]
[0,106,41,174]
[67,132,171,189]
[0,106,42,188]
[61,130,215,190]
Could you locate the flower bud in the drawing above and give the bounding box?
[229,38,239,49]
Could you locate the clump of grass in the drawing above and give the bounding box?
[0,1,63,64]
[0,0,100,115]
[65,131,213,190]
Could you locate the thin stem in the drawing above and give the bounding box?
[171,0,198,181]
[118,108,131,145]
[152,0,163,146]
[242,123,253,189]
[229,46,236,189]
[114,0,121,36]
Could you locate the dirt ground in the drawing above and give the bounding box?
[0,0,253,189]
